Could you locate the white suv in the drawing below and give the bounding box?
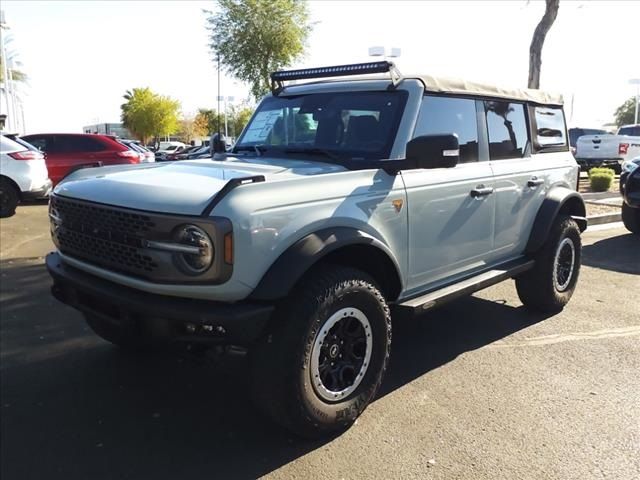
[45,62,586,437]
[0,134,52,217]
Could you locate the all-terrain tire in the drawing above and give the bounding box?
[0,178,19,218]
[250,265,391,438]
[621,203,640,235]
[516,216,582,313]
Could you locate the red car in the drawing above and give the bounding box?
[21,133,141,186]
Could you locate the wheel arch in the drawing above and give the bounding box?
[525,187,587,255]
[249,227,403,302]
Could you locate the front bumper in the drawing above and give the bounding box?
[46,252,274,345]
[22,178,53,200]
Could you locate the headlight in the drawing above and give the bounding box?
[621,158,640,174]
[173,224,214,275]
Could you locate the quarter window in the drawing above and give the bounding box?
[484,101,529,160]
[414,96,479,163]
[534,106,567,147]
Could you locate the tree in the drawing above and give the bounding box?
[121,88,180,144]
[194,108,224,135]
[178,116,208,144]
[228,104,254,137]
[0,44,28,83]
[614,97,638,127]
[205,0,312,99]
[528,0,559,89]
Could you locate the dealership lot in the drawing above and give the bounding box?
[1,204,639,480]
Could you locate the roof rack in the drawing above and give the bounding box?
[270,61,404,95]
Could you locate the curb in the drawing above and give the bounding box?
[586,213,622,226]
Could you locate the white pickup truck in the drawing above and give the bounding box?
[575,124,640,172]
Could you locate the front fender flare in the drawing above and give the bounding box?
[249,227,401,301]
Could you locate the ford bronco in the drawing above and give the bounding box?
[46,62,586,438]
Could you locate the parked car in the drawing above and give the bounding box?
[21,133,141,186]
[176,144,211,160]
[568,127,609,156]
[574,124,640,172]
[45,62,586,438]
[157,141,187,152]
[620,155,640,234]
[155,145,189,162]
[118,139,155,163]
[0,133,52,217]
[166,145,200,161]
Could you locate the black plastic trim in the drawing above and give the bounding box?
[525,187,587,254]
[201,175,265,217]
[249,227,401,301]
[395,258,534,315]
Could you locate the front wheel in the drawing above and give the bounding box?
[250,266,391,438]
[516,216,582,312]
[621,203,640,234]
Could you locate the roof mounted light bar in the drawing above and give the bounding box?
[270,61,404,95]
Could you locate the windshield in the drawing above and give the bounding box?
[233,91,408,161]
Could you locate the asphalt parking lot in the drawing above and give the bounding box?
[1,204,639,480]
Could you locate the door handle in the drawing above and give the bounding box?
[527,177,545,187]
[470,185,494,198]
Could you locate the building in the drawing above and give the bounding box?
[83,122,131,138]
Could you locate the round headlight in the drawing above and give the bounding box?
[173,225,214,275]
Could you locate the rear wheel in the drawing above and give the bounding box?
[250,265,391,438]
[516,216,582,312]
[621,203,640,234]
[0,178,19,218]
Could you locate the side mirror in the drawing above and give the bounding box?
[210,133,227,154]
[406,134,459,169]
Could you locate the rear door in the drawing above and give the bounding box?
[402,95,496,295]
[483,100,541,260]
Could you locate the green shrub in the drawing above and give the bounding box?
[588,167,615,178]
[589,172,613,192]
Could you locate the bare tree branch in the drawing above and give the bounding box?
[528,0,559,89]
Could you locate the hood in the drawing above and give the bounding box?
[54,156,345,215]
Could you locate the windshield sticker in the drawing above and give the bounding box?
[242,110,282,143]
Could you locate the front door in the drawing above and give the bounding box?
[402,95,495,295]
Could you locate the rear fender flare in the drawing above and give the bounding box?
[525,187,587,255]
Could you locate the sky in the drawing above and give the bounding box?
[2,0,639,134]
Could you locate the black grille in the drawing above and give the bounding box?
[51,196,159,276]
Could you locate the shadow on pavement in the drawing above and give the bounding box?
[582,232,640,275]
[1,259,550,480]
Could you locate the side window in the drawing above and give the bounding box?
[534,106,567,148]
[414,96,479,163]
[24,136,47,152]
[70,136,106,152]
[484,101,529,160]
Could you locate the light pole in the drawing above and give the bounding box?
[630,78,640,124]
[217,95,235,138]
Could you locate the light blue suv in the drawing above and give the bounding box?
[46,62,586,437]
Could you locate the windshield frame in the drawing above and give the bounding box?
[232,90,409,164]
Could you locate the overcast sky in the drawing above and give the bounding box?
[2,0,639,133]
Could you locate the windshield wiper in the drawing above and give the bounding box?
[283,147,341,163]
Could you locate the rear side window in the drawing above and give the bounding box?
[618,126,640,136]
[23,135,48,152]
[414,96,479,163]
[534,107,567,148]
[484,101,529,160]
[51,135,107,153]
